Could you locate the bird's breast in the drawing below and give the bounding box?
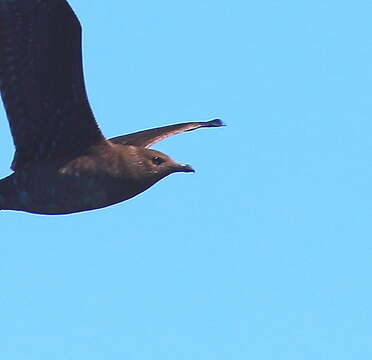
[0,153,149,214]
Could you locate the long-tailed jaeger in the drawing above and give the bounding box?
[0,0,223,215]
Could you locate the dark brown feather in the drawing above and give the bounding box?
[0,0,104,171]
[0,1,223,215]
[109,119,224,148]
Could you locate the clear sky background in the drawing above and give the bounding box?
[0,0,371,359]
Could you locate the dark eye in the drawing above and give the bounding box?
[152,156,165,165]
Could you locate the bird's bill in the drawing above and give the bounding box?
[173,163,195,173]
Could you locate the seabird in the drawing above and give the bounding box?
[0,0,223,215]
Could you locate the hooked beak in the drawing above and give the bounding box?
[174,163,195,173]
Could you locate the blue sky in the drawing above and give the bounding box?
[1,0,372,358]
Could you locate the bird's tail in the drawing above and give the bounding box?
[0,179,7,210]
[0,194,4,210]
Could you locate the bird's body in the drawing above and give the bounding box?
[0,0,222,215]
[0,142,192,214]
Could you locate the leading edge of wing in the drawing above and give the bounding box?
[0,0,105,171]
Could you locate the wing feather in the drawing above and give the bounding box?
[0,0,105,170]
[109,119,224,148]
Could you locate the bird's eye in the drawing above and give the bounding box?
[152,156,165,165]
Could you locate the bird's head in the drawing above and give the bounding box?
[136,148,194,180]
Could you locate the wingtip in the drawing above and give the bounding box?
[205,119,225,127]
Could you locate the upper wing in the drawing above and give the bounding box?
[109,119,223,148]
[0,0,105,171]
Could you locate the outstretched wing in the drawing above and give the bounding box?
[109,119,223,148]
[0,0,105,171]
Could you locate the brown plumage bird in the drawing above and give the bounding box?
[0,0,223,215]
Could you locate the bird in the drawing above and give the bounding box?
[0,0,223,215]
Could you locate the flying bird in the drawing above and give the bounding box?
[0,0,223,215]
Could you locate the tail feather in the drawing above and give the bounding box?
[0,179,7,210]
